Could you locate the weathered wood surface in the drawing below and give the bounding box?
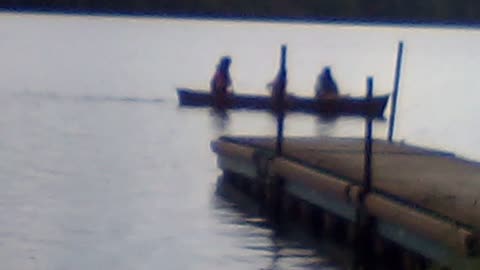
[219,136,480,230]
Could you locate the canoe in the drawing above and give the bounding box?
[177,88,389,117]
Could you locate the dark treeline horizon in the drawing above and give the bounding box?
[3,0,480,24]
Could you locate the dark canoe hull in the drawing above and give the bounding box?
[177,88,389,117]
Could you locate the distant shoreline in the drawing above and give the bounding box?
[3,8,480,30]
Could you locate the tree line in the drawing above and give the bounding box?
[3,0,480,24]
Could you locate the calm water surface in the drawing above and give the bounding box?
[1,12,479,270]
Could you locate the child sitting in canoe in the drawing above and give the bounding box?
[315,67,339,99]
[210,56,233,107]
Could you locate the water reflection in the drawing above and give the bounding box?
[314,115,340,137]
[209,109,230,132]
[13,91,165,104]
[212,176,347,270]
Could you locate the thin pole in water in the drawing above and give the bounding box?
[275,45,287,156]
[353,76,375,270]
[388,41,404,142]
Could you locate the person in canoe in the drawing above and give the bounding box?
[267,45,288,112]
[267,69,288,112]
[315,67,339,99]
[210,56,233,108]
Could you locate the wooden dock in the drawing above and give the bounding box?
[211,135,480,269]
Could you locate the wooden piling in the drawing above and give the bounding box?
[364,77,374,193]
[322,211,337,235]
[353,76,377,269]
[275,45,287,156]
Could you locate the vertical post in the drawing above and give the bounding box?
[270,46,287,223]
[276,111,285,155]
[354,76,375,270]
[388,41,404,142]
[275,45,287,156]
[364,77,373,192]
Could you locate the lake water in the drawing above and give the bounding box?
[0,12,479,270]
